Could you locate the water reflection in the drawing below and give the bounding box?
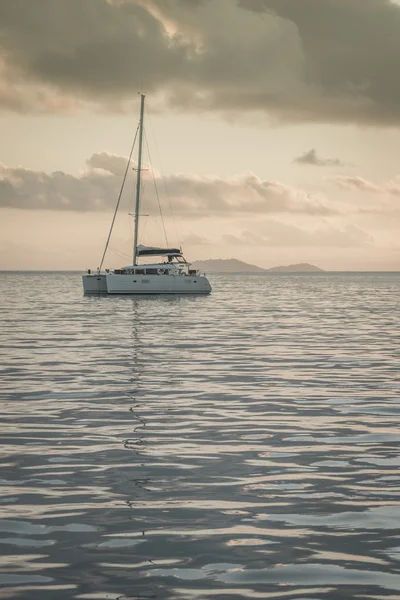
[0,271,399,599]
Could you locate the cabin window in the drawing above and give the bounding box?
[135,269,145,275]
[145,268,159,275]
[142,279,150,283]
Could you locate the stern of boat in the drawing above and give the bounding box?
[82,273,108,294]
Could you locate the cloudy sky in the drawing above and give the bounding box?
[1,0,400,270]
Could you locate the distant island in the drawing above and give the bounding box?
[191,259,324,273]
[192,259,264,272]
[267,263,324,272]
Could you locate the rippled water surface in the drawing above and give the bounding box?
[1,271,400,600]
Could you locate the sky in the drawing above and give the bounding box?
[1,0,400,271]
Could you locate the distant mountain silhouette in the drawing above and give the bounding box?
[266,263,324,272]
[191,259,264,272]
[192,259,324,272]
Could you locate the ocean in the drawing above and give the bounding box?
[0,271,399,600]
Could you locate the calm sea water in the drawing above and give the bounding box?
[1,271,399,600]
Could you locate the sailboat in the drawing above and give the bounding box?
[82,94,212,295]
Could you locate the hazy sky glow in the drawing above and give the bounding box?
[1,0,400,270]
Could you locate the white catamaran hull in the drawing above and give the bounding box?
[82,273,211,295]
[82,274,108,294]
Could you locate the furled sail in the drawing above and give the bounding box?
[137,245,182,257]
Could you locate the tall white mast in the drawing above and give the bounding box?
[133,94,145,266]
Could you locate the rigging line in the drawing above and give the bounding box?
[146,108,181,248]
[99,122,140,271]
[108,246,132,261]
[144,126,169,248]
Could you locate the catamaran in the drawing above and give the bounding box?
[82,94,211,295]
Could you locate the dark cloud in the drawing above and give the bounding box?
[0,0,189,110]
[0,152,334,215]
[239,0,400,124]
[1,0,400,124]
[294,149,346,167]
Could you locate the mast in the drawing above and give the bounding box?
[133,93,145,266]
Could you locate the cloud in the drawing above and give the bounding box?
[0,160,120,212]
[294,149,346,167]
[335,175,400,195]
[163,172,333,217]
[1,0,400,124]
[86,152,132,176]
[0,152,334,216]
[223,222,373,248]
[181,233,210,246]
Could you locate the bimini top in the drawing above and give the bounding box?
[137,245,182,257]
